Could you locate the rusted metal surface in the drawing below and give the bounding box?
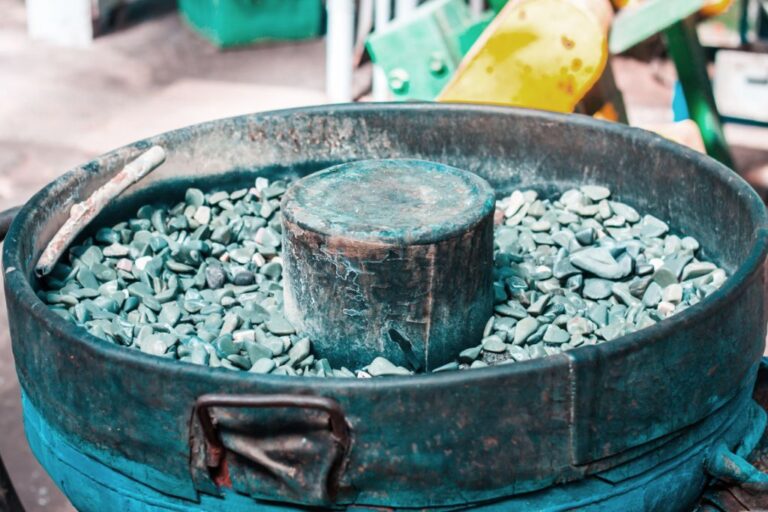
[1,104,767,509]
[191,393,350,505]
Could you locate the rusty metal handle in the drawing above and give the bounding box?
[0,207,20,244]
[194,393,351,502]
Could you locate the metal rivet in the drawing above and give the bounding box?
[429,53,447,76]
[388,68,410,94]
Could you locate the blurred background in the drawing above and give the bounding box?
[1,0,768,509]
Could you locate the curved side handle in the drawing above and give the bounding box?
[707,443,768,492]
[0,207,20,244]
[190,393,351,506]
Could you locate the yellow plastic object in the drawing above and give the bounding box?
[438,0,608,113]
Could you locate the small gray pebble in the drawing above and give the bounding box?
[205,266,227,289]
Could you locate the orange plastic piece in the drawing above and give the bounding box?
[700,0,733,17]
[593,102,620,122]
[438,0,609,113]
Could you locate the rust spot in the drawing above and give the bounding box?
[571,58,582,71]
[213,456,233,488]
[557,76,575,95]
[561,35,575,49]
[518,8,526,20]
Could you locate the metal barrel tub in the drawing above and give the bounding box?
[2,104,768,511]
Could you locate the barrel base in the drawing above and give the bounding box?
[21,382,765,512]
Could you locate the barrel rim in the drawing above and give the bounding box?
[4,102,767,391]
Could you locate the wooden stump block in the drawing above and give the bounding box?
[281,159,495,371]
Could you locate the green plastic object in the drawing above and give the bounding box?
[366,0,491,100]
[459,12,495,54]
[178,0,322,48]
[488,0,508,12]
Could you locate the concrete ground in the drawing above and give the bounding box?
[1,0,767,510]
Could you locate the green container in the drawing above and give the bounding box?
[179,0,323,48]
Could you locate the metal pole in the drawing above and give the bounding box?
[395,0,418,19]
[326,0,355,103]
[373,0,392,100]
[469,0,484,18]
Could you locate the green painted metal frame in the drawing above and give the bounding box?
[607,0,735,167]
[665,16,735,168]
[366,0,491,100]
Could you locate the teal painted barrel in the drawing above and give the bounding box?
[3,104,767,511]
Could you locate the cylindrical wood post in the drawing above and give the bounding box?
[281,159,495,371]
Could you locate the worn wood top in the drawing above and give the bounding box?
[281,159,496,244]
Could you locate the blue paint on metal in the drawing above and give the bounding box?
[21,377,766,511]
[672,80,690,121]
[22,391,297,512]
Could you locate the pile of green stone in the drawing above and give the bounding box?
[40,178,727,377]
